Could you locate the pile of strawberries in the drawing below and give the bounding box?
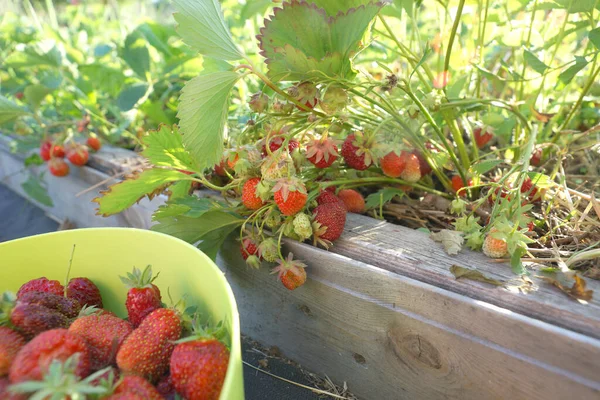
[0,266,230,400]
[39,135,101,178]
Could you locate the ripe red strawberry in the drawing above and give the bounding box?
[17,277,64,298]
[214,159,229,177]
[530,148,542,166]
[451,175,472,197]
[306,137,338,168]
[9,329,91,383]
[69,312,133,370]
[18,291,81,318]
[87,136,102,152]
[316,191,343,206]
[0,327,26,376]
[67,277,103,308]
[156,375,176,399]
[412,149,432,175]
[170,338,230,400]
[0,376,25,400]
[48,158,70,177]
[120,265,162,328]
[337,189,365,213]
[241,178,265,210]
[77,115,91,133]
[473,126,494,148]
[272,178,307,216]
[51,144,66,158]
[116,308,181,382]
[488,185,511,205]
[39,140,53,161]
[66,144,89,166]
[240,238,259,261]
[341,133,375,171]
[312,202,347,247]
[10,303,69,338]
[109,375,163,400]
[380,151,405,178]
[271,253,308,291]
[262,136,300,156]
[520,177,543,203]
[400,152,421,182]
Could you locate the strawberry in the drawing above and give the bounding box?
[120,265,162,328]
[257,238,279,263]
[116,308,181,382]
[67,277,103,308]
[337,189,365,213]
[156,374,176,399]
[66,144,89,166]
[48,158,70,177]
[412,149,432,175]
[17,277,64,298]
[271,253,307,291]
[530,148,542,167]
[240,238,259,261]
[451,175,472,197]
[400,152,421,182]
[292,213,313,241]
[249,92,269,113]
[316,190,343,206]
[312,202,347,247]
[0,377,25,400]
[109,375,163,400]
[341,132,376,171]
[520,177,543,203]
[473,126,494,148]
[289,82,318,110]
[482,229,508,258]
[241,178,265,210]
[87,136,102,152]
[39,140,53,161]
[0,327,26,376]
[18,291,81,318]
[320,86,348,114]
[52,144,66,158]
[77,115,91,133]
[380,151,405,178]
[10,303,69,338]
[170,335,230,400]
[262,136,300,156]
[214,159,229,177]
[306,137,338,168]
[69,312,133,370]
[15,92,24,100]
[488,185,511,205]
[272,178,307,216]
[9,329,91,383]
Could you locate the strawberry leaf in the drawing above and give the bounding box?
[94,169,191,216]
[588,27,600,51]
[141,125,197,171]
[21,174,53,207]
[121,32,150,79]
[24,84,52,110]
[178,71,241,170]
[0,95,30,124]
[168,181,192,200]
[173,0,244,61]
[309,0,386,15]
[153,197,217,220]
[365,187,404,209]
[523,49,549,75]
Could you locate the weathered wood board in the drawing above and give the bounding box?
[2,140,600,399]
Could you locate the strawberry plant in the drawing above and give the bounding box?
[86,0,600,284]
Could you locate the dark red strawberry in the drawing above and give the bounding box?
[120,266,162,328]
[520,177,543,203]
[156,375,176,399]
[306,137,338,168]
[473,126,494,148]
[109,375,163,400]
[10,303,69,339]
[18,291,81,318]
[312,202,347,247]
[316,191,343,206]
[341,133,375,171]
[240,238,259,261]
[9,329,91,383]
[67,277,103,308]
[0,327,26,376]
[17,277,64,299]
[39,140,53,161]
[530,148,542,166]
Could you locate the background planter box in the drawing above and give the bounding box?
[1,138,599,399]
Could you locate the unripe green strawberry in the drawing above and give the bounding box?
[249,92,269,113]
[257,238,279,263]
[293,213,313,241]
[320,86,348,114]
[264,210,282,229]
[245,255,261,269]
[482,229,508,258]
[261,152,295,180]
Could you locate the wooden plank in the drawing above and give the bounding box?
[217,239,600,400]
[329,213,600,340]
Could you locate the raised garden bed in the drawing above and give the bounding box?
[2,140,599,399]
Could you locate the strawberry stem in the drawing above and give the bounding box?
[64,244,76,297]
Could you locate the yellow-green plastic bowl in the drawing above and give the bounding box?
[0,228,244,400]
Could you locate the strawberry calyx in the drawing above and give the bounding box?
[270,253,307,289]
[119,265,159,290]
[271,177,307,202]
[305,137,339,168]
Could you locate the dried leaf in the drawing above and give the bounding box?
[530,106,556,123]
[258,358,269,369]
[450,265,504,286]
[431,230,464,255]
[539,274,593,302]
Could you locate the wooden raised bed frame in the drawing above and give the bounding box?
[1,138,599,399]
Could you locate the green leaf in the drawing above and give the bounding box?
[94,169,190,216]
[471,159,503,175]
[21,175,53,207]
[4,41,62,68]
[168,181,192,200]
[24,153,44,167]
[265,45,346,81]
[153,197,216,220]
[116,83,151,112]
[24,84,52,110]
[79,64,126,97]
[409,47,432,81]
[173,0,244,61]
[177,71,240,171]
[196,224,237,260]
[447,74,468,98]
[523,49,549,74]
[554,0,596,13]
[39,71,63,90]
[139,101,176,126]
[526,172,554,188]
[121,32,150,79]
[94,44,113,58]
[141,125,197,171]
[135,22,175,57]
[309,0,382,15]
[0,95,30,125]
[557,56,588,87]
[151,210,243,255]
[510,247,526,275]
[588,27,600,51]
[365,187,405,209]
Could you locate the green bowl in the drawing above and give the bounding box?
[0,228,244,400]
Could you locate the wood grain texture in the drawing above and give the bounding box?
[217,239,600,400]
